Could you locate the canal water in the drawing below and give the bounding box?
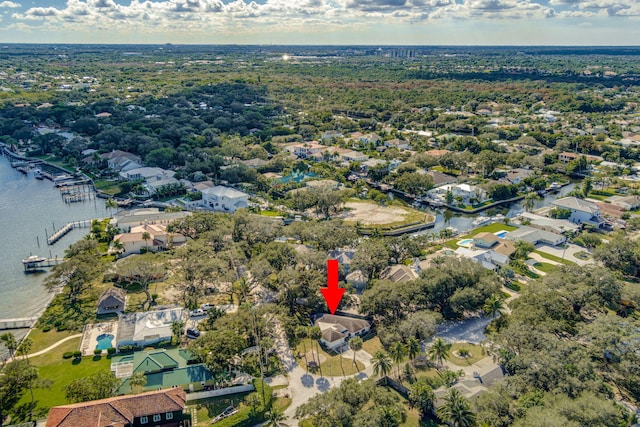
[0,155,108,322]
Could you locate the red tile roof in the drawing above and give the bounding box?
[46,388,186,427]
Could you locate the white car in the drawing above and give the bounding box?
[190,309,206,317]
[200,303,213,311]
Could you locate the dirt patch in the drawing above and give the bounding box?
[342,202,412,225]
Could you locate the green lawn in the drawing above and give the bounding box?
[533,249,573,265]
[27,328,78,353]
[189,380,283,427]
[295,339,365,377]
[448,343,487,367]
[533,262,558,273]
[16,337,112,419]
[443,223,517,249]
[361,336,382,355]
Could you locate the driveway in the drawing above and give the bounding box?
[271,320,373,426]
[431,316,493,344]
[536,243,592,266]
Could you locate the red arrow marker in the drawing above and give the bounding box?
[321,259,345,315]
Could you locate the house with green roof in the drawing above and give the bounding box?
[111,348,215,394]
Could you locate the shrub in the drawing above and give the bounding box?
[107,347,116,355]
[73,351,82,359]
[62,352,74,359]
[94,349,102,355]
[56,324,67,332]
[505,282,521,292]
[42,326,52,332]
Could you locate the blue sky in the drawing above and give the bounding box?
[0,0,639,45]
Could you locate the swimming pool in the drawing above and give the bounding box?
[95,333,114,351]
[457,239,474,247]
[494,230,509,239]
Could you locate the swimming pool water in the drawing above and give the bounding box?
[457,239,474,247]
[95,333,114,351]
[494,231,509,238]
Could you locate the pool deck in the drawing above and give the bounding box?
[80,321,119,356]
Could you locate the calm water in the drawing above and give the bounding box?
[0,155,108,320]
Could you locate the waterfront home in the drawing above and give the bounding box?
[46,388,186,427]
[117,307,185,349]
[551,197,605,227]
[114,208,191,233]
[314,314,371,352]
[518,212,579,235]
[113,222,186,256]
[201,185,249,213]
[97,287,127,315]
[360,158,387,174]
[427,170,457,188]
[101,150,142,172]
[112,348,215,394]
[506,226,566,246]
[427,183,488,204]
[608,195,640,211]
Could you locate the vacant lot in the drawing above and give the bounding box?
[342,201,431,226]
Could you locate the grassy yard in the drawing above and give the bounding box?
[27,328,78,353]
[533,262,558,273]
[16,337,112,419]
[94,179,122,196]
[533,249,573,265]
[295,339,365,377]
[448,343,487,367]
[189,380,286,427]
[443,223,518,250]
[361,335,382,355]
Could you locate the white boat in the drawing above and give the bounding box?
[547,182,562,191]
[472,216,491,227]
[22,255,46,265]
[491,214,505,222]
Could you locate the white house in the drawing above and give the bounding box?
[427,183,488,203]
[293,142,325,159]
[113,223,186,256]
[116,308,185,348]
[551,197,604,227]
[454,247,510,271]
[518,212,579,235]
[314,314,371,352]
[201,186,249,213]
[506,226,566,246]
[101,150,142,172]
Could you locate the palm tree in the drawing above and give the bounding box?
[523,192,540,212]
[436,388,476,427]
[171,321,184,345]
[349,336,363,371]
[483,294,505,319]
[141,231,151,252]
[105,197,118,217]
[409,380,436,419]
[295,326,309,372]
[1,332,18,362]
[265,408,288,426]
[389,342,407,379]
[372,350,393,385]
[309,326,323,377]
[428,338,450,370]
[129,371,147,394]
[406,337,421,363]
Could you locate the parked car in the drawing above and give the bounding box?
[186,328,201,339]
[190,309,206,317]
[200,303,213,311]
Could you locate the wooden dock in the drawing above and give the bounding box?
[46,220,93,245]
[0,317,38,330]
[23,256,63,272]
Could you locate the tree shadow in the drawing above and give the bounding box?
[300,373,314,388]
[316,377,330,392]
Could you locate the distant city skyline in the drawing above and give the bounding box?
[0,0,639,45]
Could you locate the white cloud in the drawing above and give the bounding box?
[0,1,21,8]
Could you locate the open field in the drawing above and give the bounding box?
[342,201,433,227]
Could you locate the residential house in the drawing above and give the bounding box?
[293,142,325,159]
[558,152,580,163]
[454,247,510,271]
[505,168,534,184]
[114,209,191,233]
[384,138,410,150]
[314,314,371,351]
[506,226,566,246]
[101,150,142,172]
[379,265,418,283]
[97,287,126,315]
[116,307,185,348]
[321,130,343,142]
[609,195,640,211]
[360,158,387,174]
[119,167,179,196]
[328,249,356,272]
[518,212,579,235]
[112,348,216,394]
[46,388,186,427]
[240,158,269,169]
[201,186,249,212]
[473,232,500,249]
[360,133,382,145]
[551,197,605,227]
[113,222,186,256]
[340,150,369,163]
[345,270,368,291]
[427,184,488,204]
[426,171,457,188]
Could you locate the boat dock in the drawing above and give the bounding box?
[22,255,63,272]
[46,220,93,245]
[0,317,39,330]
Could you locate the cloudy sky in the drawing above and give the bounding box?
[0,0,638,45]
